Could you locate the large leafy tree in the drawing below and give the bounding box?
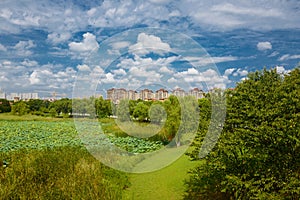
[116,99,131,122]
[133,101,149,122]
[185,68,300,199]
[95,97,112,118]
[11,101,30,116]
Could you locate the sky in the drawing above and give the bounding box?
[0,0,300,98]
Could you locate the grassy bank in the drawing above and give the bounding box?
[124,154,199,200]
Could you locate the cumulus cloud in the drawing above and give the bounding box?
[257,41,272,51]
[69,32,99,52]
[112,68,126,76]
[13,40,36,56]
[232,68,248,77]
[224,68,235,76]
[173,68,229,89]
[0,60,76,94]
[276,65,290,74]
[129,33,171,56]
[77,64,91,71]
[159,66,173,74]
[21,59,38,67]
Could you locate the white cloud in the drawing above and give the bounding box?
[211,3,282,18]
[257,41,272,51]
[176,1,299,31]
[167,77,177,83]
[47,32,71,44]
[129,33,171,56]
[102,72,115,83]
[13,40,36,56]
[0,43,7,51]
[111,41,131,50]
[69,32,99,52]
[276,65,290,74]
[29,70,41,84]
[268,51,279,57]
[0,0,299,35]
[173,68,229,89]
[185,56,238,66]
[149,0,172,5]
[159,66,173,74]
[224,68,235,76]
[112,68,126,76]
[21,59,38,67]
[278,54,300,61]
[0,60,77,94]
[237,68,248,76]
[77,64,91,71]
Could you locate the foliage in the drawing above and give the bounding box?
[184,68,300,199]
[109,136,163,153]
[0,99,11,113]
[116,99,131,122]
[0,120,81,152]
[11,101,30,116]
[149,101,166,125]
[50,98,72,116]
[95,97,112,118]
[133,102,150,122]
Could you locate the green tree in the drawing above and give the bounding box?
[162,95,181,143]
[116,99,130,122]
[185,68,300,199]
[0,99,11,113]
[95,97,112,118]
[149,101,166,124]
[50,98,72,117]
[133,102,149,122]
[11,101,30,116]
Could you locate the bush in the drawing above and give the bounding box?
[0,146,129,199]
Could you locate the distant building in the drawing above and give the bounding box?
[189,88,204,99]
[6,92,39,101]
[155,88,169,100]
[127,90,138,100]
[172,88,186,97]
[107,88,127,104]
[106,87,205,103]
[140,89,154,101]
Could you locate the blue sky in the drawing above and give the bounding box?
[0,0,300,98]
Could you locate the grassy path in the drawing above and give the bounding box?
[124,153,200,200]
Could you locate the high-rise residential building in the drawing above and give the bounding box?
[172,88,186,97]
[106,88,127,103]
[140,89,154,101]
[127,90,138,100]
[189,88,204,99]
[106,87,205,103]
[155,88,169,100]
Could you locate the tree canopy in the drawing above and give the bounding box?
[185,68,300,199]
